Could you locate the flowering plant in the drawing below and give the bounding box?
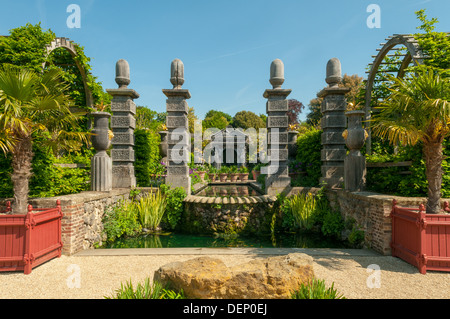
[289,160,305,174]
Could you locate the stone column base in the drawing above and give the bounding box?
[112,165,136,188]
[166,175,191,193]
[344,155,366,192]
[91,153,112,192]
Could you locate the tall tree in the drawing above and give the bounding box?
[287,99,305,125]
[204,110,233,125]
[370,66,450,214]
[232,110,265,129]
[0,65,89,213]
[202,113,229,130]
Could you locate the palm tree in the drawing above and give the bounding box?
[0,64,89,214]
[370,66,450,214]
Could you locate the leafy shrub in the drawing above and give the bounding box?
[30,145,92,198]
[102,200,142,243]
[348,228,365,248]
[291,278,345,299]
[160,184,187,231]
[256,173,266,191]
[0,153,13,198]
[295,127,322,187]
[321,210,345,239]
[0,136,92,199]
[105,278,185,299]
[366,133,450,198]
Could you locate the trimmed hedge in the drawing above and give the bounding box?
[134,129,164,187]
[294,128,322,187]
[0,143,92,199]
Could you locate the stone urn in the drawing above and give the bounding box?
[91,112,112,192]
[91,112,111,152]
[159,131,168,159]
[344,110,367,155]
[343,110,367,192]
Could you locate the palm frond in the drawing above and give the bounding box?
[371,66,450,146]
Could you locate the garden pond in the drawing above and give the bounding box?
[100,231,351,249]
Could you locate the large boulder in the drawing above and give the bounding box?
[153,253,314,299]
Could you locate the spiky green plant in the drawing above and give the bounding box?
[105,279,184,299]
[135,191,167,231]
[291,278,345,299]
[289,193,317,231]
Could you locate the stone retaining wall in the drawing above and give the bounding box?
[183,196,277,236]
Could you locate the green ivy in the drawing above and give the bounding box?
[0,135,93,199]
[0,23,107,111]
[366,138,450,198]
[159,184,187,231]
[102,200,142,243]
[134,129,164,187]
[320,210,344,239]
[414,9,450,70]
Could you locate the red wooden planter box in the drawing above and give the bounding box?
[391,200,450,274]
[0,200,63,275]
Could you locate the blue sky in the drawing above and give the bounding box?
[1,0,449,121]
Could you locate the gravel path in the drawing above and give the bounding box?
[0,248,448,299]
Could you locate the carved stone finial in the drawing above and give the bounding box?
[326,58,342,87]
[115,59,130,89]
[270,59,284,89]
[170,59,185,89]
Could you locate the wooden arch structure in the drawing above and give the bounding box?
[364,34,429,153]
[42,37,94,108]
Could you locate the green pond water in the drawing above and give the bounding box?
[101,232,350,249]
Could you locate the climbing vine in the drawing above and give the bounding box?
[0,22,109,111]
[0,23,108,197]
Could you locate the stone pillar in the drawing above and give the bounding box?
[343,110,367,192]
[90,112,112,191]
[264,59,292,195]
[163,59,191,193]
[106,59,139,189]
[318,58,349,188]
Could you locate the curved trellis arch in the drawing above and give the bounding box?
[364,33,431,154]
[42,37,94,108]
